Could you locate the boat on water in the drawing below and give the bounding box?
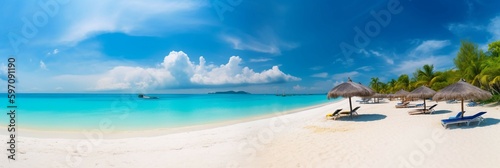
[138,94,159,99]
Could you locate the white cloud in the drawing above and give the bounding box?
[413,40,451,55]
[356,66,373,72]
[446,15,500,46]
[369,50,394,65]
[47,49,59,55]
[357,49,394,65]
[293,85,306,91]
[448,23,484,34]
[222,35,281,54]
[391,56,450,74]
[391,39,454,74]
[221,30,298,54]
[488,16,500,40]
[359,49,370,56]
[385,58,394,65]
[332,71,359,81]
[389,39,456,75]
[94,66,175,90]
[250,58,272,62]
[334,57,354,66]
[40,61,47,70]
[93,51,300,90]
[57,0,209,44]
[370,50,382,57]
[311,72,328,78]
[0,64,7,81]
[448,16,500,50]
[310,66,323,71]
[333,81,343,87]
[308,80,332,91]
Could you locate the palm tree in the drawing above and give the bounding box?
[430,69,460,91]
[478,56,500,94]
[370,40,499,103]
[409,76,418,91]
[455,40,486,87]
[369,77,381,92]
[488,40,500,57]
[415,64,440,87]
[379,83,388,94]
[395,74,410,91]
[387,79,396,93]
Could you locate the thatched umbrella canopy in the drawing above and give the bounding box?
[394,89,410,97]
[393,89,410,103]
[407,86,436,110]
[327,78,375,117]
[432,79,492,117]
[367,93,386,103]
[371,93,387,98]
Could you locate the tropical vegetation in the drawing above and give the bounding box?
[369,40,500,103]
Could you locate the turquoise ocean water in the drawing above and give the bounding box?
[1,94,337,131]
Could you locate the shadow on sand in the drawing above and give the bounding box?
[484,102,500,107]
[432,110,452,115]
[478,118,500,127]
[446,118,500,130]
[337,114,387,122]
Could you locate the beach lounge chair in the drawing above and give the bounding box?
[327,107,359,120]
[328,106,361,120]
[406,103,424,108]
[446,100,458,104]
[326,109,342,119]
[396,101,406,105]
[449,111,464,119]
[441,112,487,128]
[339,106,360,116]
[426,104,437,112]
[467,102,478,107]
[408,104,438,115]
[395,102,410,108]
[356,98,370,104]
[335,106,360,119]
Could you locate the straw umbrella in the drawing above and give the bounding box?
[369,93,387,103]
[432,79,492,117]
[393,89,410,103]
[327,78,375,117]
[387,93,395,101]
[407,86,436,110]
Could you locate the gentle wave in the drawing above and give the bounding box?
[1,93,339,130]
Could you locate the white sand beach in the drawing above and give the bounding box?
[2,98,500,168]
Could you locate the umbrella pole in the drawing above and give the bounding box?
[461,98,464,118]
[424,99,426,111]
[349,97,353,118]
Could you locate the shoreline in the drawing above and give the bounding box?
[2,98,500,167]
[1,99,339,139]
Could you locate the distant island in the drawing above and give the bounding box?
[208,91,250,94]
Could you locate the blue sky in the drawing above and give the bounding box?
[0,0,499,94]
